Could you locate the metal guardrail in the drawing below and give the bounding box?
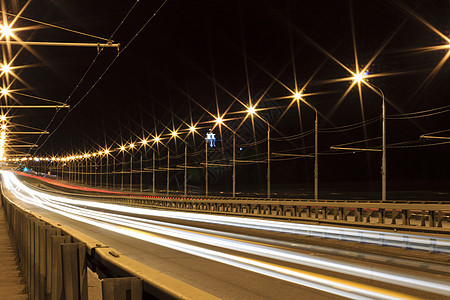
[26,180,450,234]
[1,184,219,300]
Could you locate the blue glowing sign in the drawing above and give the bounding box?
[206,131,216,147]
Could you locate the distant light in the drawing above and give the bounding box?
[1,64,10,74]
[189,126,196,132]
[104,149,110,154]
[129,143,135,148]
[142,139,148,145]
[154,136,160,142]
[215,117,223,125]
[247,106,256,115]
[0,25,13,37]
[84,154,88,158]
[0,115,6,121]
[293,92,302,101]
[120,146,126,151]
[239,147,243,151]
[352,71,368,83]
[1,88,8,95]
[1,124,6,130]
[171,131,178,137]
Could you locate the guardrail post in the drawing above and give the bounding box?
[436,211,443,228]
[378,209,385,224]
[38,224,52,299]
[51,235,71,300]
[420,210,426,226]
[355,208,363,222]
[46,228,61,298]
[102,277,142,300]
[401,209,410,225]
[322,207,327,219]
[428,210,435,227]
[31,218,44,300]
[61,242,88,300]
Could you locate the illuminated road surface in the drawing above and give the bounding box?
[2,171,450,300]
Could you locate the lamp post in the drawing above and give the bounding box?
[120,146,125,190]
[352,74,386,202]
[293,92,319,201]
[152,136,160,194]
[129,143,135,192]
[243,106,271,199]
[105,149,110,188]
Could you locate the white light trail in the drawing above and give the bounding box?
[2,171,448,299]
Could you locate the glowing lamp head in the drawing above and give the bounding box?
[120,146,125,151]
[154,136,160,142]
[98,151,103,155]
[1,124,6,130]
[189,126,196,132]
[104,149,110,154]
[247,106,256,115]
[215,117,223,125]
[353,71,368,83]
[293,92,302,101]
[141,139,148,145]
[1,64,10,73]
[129,143,135,148]
[171,131,178,137]
[0,25,12,37]
[1,88,8,95]
[0,115,6,121]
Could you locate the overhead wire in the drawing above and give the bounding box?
[33,0,168,154]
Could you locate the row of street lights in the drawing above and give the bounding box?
[16,71,386,201]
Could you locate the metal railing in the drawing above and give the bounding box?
[24,179,450,234]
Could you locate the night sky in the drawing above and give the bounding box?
[3,0,450,195]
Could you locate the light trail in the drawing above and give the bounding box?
[2,171,449,299]
[22,186,450,254]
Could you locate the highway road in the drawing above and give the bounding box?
[2,171,450,300]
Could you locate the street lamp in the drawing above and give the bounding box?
[129,143,135,192]
[351,71,386,202]
[152,136,160,193]
[293,92,319,201]
[243,106,271,199]
[140,139,148,192]
[120,146,126,190]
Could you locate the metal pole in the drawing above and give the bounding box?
[130,153,133,192]
[314,110,318,201]
[140,154,143,193]
[152,150,156,194]
[267,126,270,199]
[0,41,120,48]
[106,155,109,188]
[232,133,236,197]
[113,156,116,190]
[100,156,103,187]
[90,160,92,186]
[85,159,88,185]
[121,152,124,190]
[205,141,208,196]
[94,158,97,187]
[382,92,386,202]
[184,144,187,196]
[166,150,170,195]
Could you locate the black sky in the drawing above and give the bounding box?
[4,0,450,193]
